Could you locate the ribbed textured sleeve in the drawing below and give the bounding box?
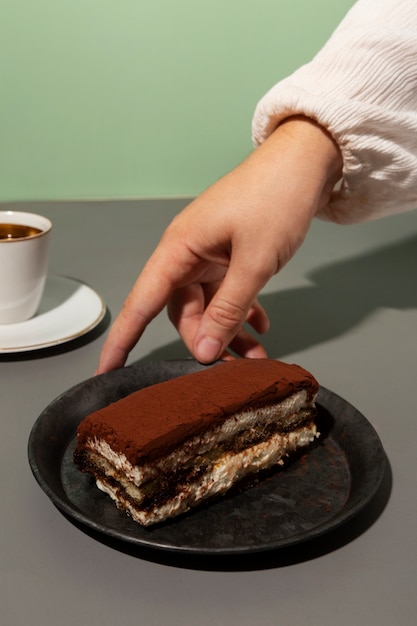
[252,0,417,223]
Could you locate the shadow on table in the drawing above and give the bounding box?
[64,453,392,571]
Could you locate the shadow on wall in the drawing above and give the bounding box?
[142,233,417,362]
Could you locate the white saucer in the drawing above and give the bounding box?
[0,275,106,353]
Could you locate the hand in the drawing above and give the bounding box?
[97,117,342,373]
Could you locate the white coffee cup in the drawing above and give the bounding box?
[0,210,52,324]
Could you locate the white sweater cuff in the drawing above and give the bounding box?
[252,0,417,223]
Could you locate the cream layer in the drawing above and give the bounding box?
[86,389,314,487]
[94,423,318,526]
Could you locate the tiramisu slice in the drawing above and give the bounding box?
[74,359,319,526]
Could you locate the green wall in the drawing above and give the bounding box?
[0,0,354,202]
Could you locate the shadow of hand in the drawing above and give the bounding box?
[258,233,417,358]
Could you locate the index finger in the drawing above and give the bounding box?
[96,254,176,374]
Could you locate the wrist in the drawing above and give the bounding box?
[264,115,343,214]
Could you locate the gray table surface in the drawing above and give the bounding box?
[1,198,416,626]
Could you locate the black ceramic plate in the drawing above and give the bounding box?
[28,360,385,555]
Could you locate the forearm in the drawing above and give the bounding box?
[252,0,417,223]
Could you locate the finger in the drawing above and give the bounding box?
[228,326,268,359]
[200,283,270,335]
[167,284,206,357]
[200,288,270,357]
[97,254,178,373]
[168,286,268,360]
[193,251,274,363]
[245,300,270,335]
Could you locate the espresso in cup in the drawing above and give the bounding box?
[0,223,43,240]
[0,211,52,324]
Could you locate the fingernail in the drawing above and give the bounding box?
[196,336,222,363]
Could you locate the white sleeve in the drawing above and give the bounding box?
[252,0,417,224]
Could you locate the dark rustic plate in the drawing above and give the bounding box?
[28,360,386,556]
